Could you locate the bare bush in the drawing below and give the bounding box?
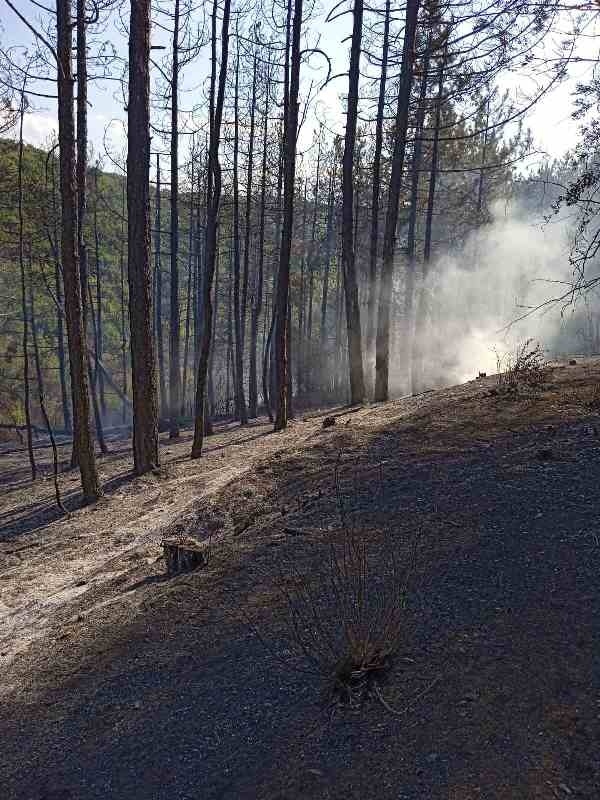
[494,339,552,396]
[272,458,422,710]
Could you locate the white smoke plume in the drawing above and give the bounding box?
[395,200,590,392]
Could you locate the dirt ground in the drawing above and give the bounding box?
[1,359,599,799]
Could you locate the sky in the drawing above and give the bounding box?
[1,0,598,169]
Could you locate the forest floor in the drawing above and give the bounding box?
[1,359,599,799]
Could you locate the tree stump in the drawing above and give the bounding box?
[163,537,207,575]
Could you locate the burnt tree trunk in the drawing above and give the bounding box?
[242,49,257,355]
[29,266,65,511]
[274,0,302,431]
[119,178,128,423]
[127,0,160,473]
[403,41,430,395]
[192,0,231,457]
[232,43,248,424]
[169,0,181,439]
[341,0,366,405]
[374,0,420,402]
[366,0,390,381]
[154,155,167,417]
[249,68,269,419]
[57,0,101,502]
[181,158,195,416]
[412,44,445,393]
[93,167,106,416]
[17,92,36,481]
[47,149,72,434]
[76,0,106,456]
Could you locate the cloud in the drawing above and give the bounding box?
[22,112,57,148]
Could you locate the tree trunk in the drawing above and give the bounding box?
[192,0,231,457]
[182,159,195,416]
[29,265,65,511]
[120,178,128,423]
[75,0,106,456]
[296,178,308,394]
[320,172,335,349]
[169,0,181,438]
[242,50,257,355]
[57,0,101,502]
[274,0,302,431]
[374,0,420,402]
[127,0,160,474]
[154,155,167,416]
[232,42,248,424]
[366,0,391,380]
[403,43,430,395]
[305,137,321,391]
[249,69,269,419]
[412,46,445,393]
[48,150,72,433]
[18,93,36,481]
[86,285,108,454]
[341,0,366,405]
[93,167,106,416]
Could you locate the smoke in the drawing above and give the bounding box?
[393,200,591,392]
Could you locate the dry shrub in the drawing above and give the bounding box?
[274,458,422,710]
[494,339,551,396]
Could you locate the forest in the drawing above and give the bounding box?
[1,0,600,797]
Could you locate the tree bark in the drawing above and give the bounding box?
[48,150,72,433]
[403,42,430,395]
[120,178,128,423]
[75,0,106,456]
[374,0,420,402]
[366,0,391,380]
[29,265,65,511]
[232,42,248,424]
[341,0,366,405]
[18,92,36,481]
[274,0,302,431]
[181,158,195,416]
[93,167,106,416]
[249,68,269,419]
[412,45,445,393]
[57,0,101,502]
[127,0,160,473]
[242,49,257,355]
[191,0,231,457]
[169,0,181,438]
[154,154,167,416]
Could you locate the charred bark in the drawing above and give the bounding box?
[127,0,160,473]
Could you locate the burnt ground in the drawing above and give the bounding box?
[1,361,600,799]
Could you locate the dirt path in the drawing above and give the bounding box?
[0,418,316,667]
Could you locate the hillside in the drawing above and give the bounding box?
[1,361,599,799]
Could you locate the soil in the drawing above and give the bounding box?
[1,359,599,799]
